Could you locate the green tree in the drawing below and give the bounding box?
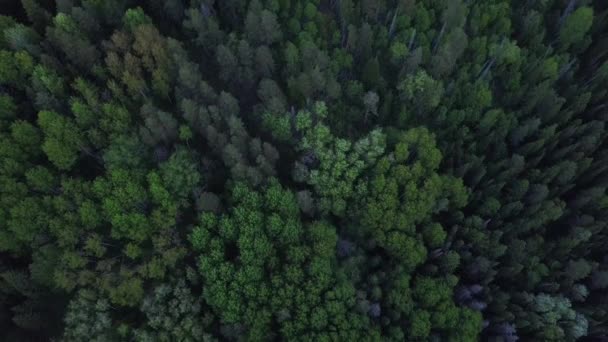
[398,70,444,118]
[559,7,593,50]
[191,181,376,340]
[158,147,201,204]
[37,111,83,170]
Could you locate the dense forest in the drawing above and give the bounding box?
[0,0,607,340]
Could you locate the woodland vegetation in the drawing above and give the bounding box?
[1,0,608,341]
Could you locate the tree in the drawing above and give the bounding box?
[410,310,431,338]
[105,23,171,100]
[190,181,376,339]
[0,51,34,86]
[245,3,282,46]
[139,104,178,146]
[133,279,214,341]
[398,70,444,117]
[353,127,466,264]
[293,102,386,216]
[46,13,100,70]
[431,28,468,77]
[37,111,83,170]
[123,7,152,32]
[158,147,201,204]
[513,293,589,340]
[62,290,115,342]
[21,0,51,32]
[559,7,593,50]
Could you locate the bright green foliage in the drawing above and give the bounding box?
[53,13,78,34]
[191,181,376,340]
[424,223,448,249]
[179,125,193,141]
[398,70,444,115]
[32,65,65,96]
[390,42,409,66]
[123,7,152,32]
[158,147,201,204]
[294,102,386,216]
[410,310,431,338]
[354,127,466,265]
[0,50,33,85]
[93,169,154,242]
[559,7,593,49]
[262,109,291,141]
[47,172,185,307]
[37,111,83,170]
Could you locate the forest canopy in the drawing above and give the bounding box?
[1,0,608,341]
